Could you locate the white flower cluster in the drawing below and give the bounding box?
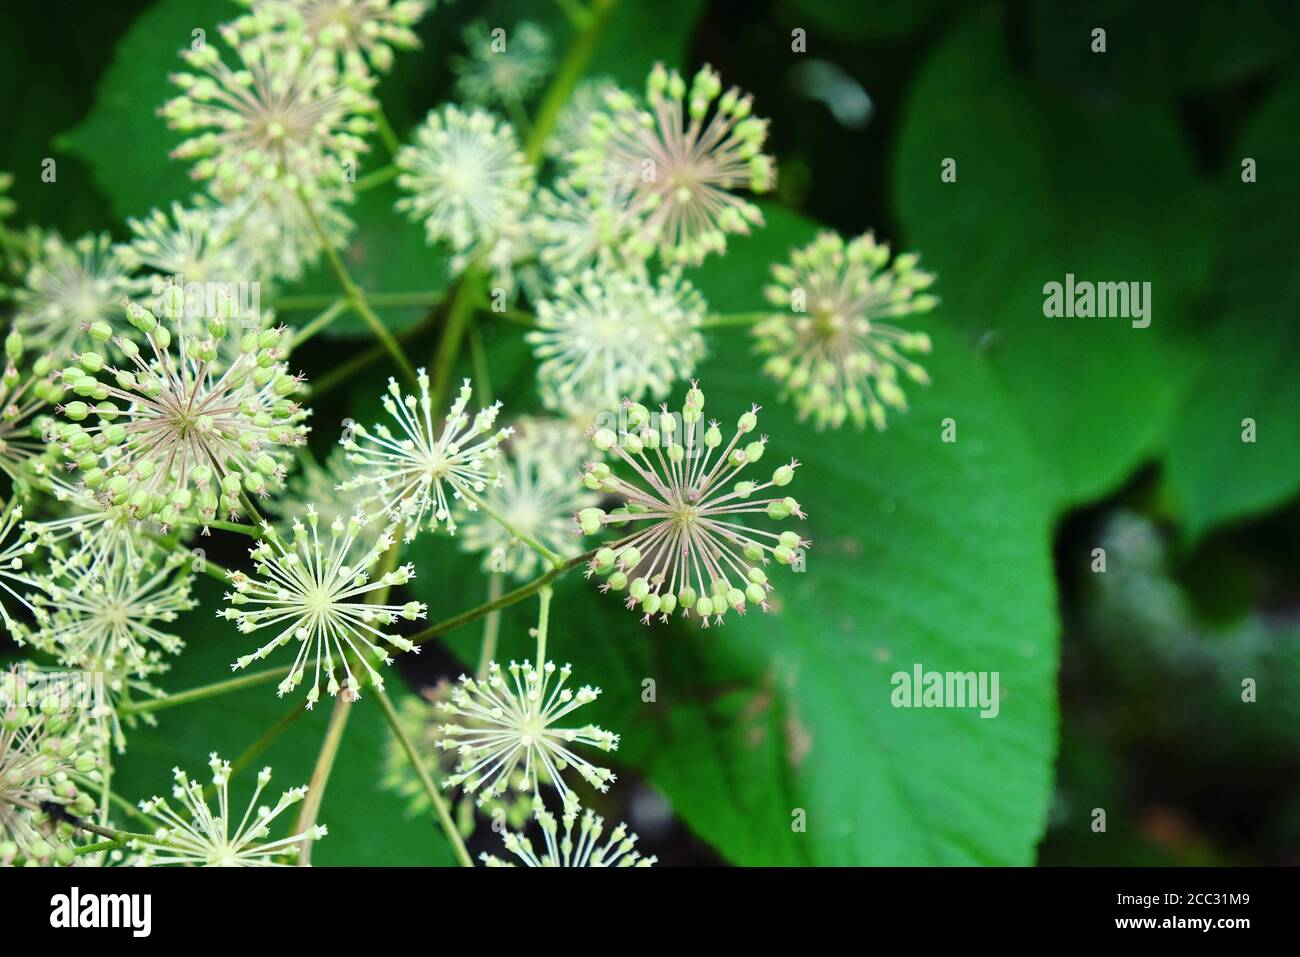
[0,0,944,872]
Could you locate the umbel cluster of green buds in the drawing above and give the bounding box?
[0,329,62,488]
[754,231,937,431]
[50,296,308,532]
[0,667,101,866]
[576,383,809,626]
[576,63,777,267]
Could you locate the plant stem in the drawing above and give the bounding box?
[189,519,263,538]
[296,186,418,387]
[373,688,474,868]
[293,694,352,865]
[459,486,562,566]
[230,703,306,778]
[291,299,348,347]
[374,109,401,156]
[700,311,772,328]
[476,573,504,678]
[468,323,492,399]
[115,553,596,714]
[409,548,595,648]
[292,527,406,863]
[481,306,536,326]
[120,665,289,715]
[356,163,399,191]
[311,315,434,397]
[275,290,444,312]
[428,270,482,411]
[144,532,232,584]
[534,585,553,663]
[72,819,187,853]
[524,0,617,163]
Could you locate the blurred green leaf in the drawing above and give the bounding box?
[785,0,955,42]
[894,8,1213,512]
[59,0,210,222]
[1165,76,1300,539]
[1029,0,1300,102]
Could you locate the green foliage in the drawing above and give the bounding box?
[894,8,1213,512]
[1165,76,1300,539]
[59,0,209,221]
[4,0,1294,870]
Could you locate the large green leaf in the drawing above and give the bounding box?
[893,8,1213,512]
[59,0,213,221]
[1164,76,1300,538]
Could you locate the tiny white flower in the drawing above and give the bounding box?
[575,63,777,266]
[13,232,131,359]
[756,231,938,430]
[51,298,310,532]
[437,659,619,805]
[394,106,533,263]
[482,794,657,867]
[453,20,552,107]
[222,507,425,708]
[0,500,40,639]
[458,418,596,581]
[29,550,195,678]
[578,382,810,626]
[0,666,101,867]
[529,267,706,416]
[239,0,429,74]
[161,20,376,200]
[341,373,512,540]
[131,753,324,866]
[0,329,61,492]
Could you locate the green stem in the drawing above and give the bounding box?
[115,553,596,714]
[373,688,474,868]
[293,694,352,866]
[428,270,482,411]
[534,585,553,663]
[190,519,263,539]
[311,315,435,397]
[275,290,444,312]
[291,527,405,864]
[296,186,419,387]
[145,531,233,584]
[459,487,562,566]
[72,819,187,853]
[476,573,504,678]
[700,311,772,328]
[554,0,590,29]
[468,323,492,399]
[524,0,617,163]
[356,163,399,191]
[230,703,306,778]
[291,299,348,348]
[409,548,595,648]
[120,665,290,715]
[481,307,535,327]
[374,109,402,156]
